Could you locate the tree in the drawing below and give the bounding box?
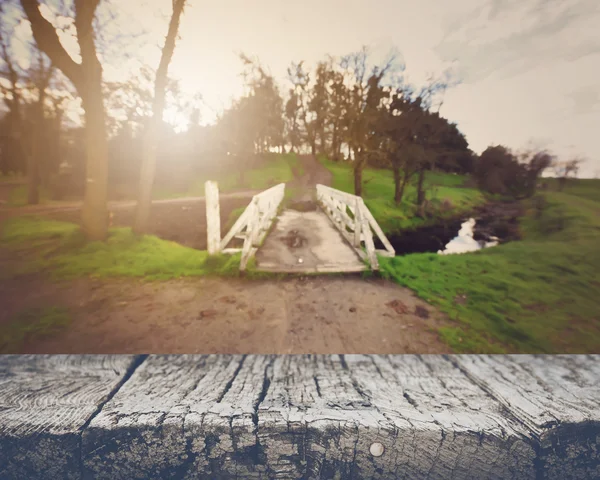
[342,47,397,197]
[327,65,349,161]
[380,90,422,204]
[133,0,187,234]
[307,60,331,155]
[554,157,583,191]
[475,145,553,198]
[21,0,110,240]
[286,61,314,155]
[284,89,302,153]
[0,4,63,204]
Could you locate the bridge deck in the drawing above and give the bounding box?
[255,208,367,273]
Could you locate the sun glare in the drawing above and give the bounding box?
[163,105,190,133]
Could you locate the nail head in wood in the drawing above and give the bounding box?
[370,442,384,457]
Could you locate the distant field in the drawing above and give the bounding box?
[319,156,486,232]
[544,177,600,203]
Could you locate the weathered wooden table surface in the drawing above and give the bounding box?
[0,355,598,479]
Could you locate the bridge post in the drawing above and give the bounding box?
[354,198,362,247]
[205,181,221,255]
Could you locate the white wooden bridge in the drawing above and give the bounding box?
[205,181,395,272]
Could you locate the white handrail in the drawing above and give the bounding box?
[217,183,286,271]
[316,184,395,270]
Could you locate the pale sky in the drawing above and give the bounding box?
[5,0,600,177]
[162,0,599,177]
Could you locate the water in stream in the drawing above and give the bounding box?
[438,218,498,255]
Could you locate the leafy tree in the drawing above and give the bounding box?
[342,47,397,196]
[475,145,553,199]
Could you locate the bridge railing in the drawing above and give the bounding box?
[209,182,285,271]
[316,184,395,270]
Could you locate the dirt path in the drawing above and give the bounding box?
[1,276,451,354]
[287,154,332,204]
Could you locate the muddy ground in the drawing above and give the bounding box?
[1,275,451,354]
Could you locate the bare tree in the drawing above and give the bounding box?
[133,0,186,234]
[554,157,583,191]
[21,0,110,240]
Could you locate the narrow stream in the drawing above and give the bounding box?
[437,218,499,255]
[378,217,503,256]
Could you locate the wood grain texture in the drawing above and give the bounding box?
[452,354,600,480]
[83,355,537,479]
[1,354,599,479]
[0,355,139,480]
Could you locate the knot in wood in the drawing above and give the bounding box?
[370,442,384,457]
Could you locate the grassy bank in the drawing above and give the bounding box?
[154,153,301,200]
[379,183,600,353]
[0,217,252,281]
[319,156,486,232]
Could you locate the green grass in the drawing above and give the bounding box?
[0,306,71,353]
[1,217,250,280]
[379,188,600,353]
[319,157,486,232]
[153,153,301,200]
[5,184,52,207]
[544,178,600,203]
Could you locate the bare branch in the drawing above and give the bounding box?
[20,0,82,87]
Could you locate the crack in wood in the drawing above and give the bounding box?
[1,355,599,479]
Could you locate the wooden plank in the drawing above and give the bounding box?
[82,355,270,479]
[219,206,250,251]
[0,355,140,480]
[255,263,369,273]
[317,185,395,256]
[221,248,242,254]
[205,181,221,255]
[78,355,539,479]
[353,197,362,247]
[361,202,395,255]
[361,213,379,270]
[259,355,538,479]
[453,355,600,480]
[320,194,355,232]
[3,355,599,479]
[317,184,359,205]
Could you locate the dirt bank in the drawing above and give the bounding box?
[1,275,451,354]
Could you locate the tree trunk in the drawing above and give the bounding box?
[393,166,403,204]
[80,85,109,240]
[27,134,40,205]
[133,0,186,234]
[331,127,339,161]
[416,167,426,206]
[21,0,110,240]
